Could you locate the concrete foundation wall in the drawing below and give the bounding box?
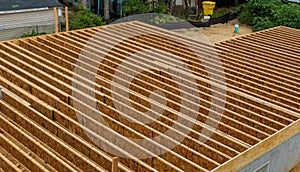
[239,133,300,172]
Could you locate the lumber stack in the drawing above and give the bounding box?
[0,22,299,171]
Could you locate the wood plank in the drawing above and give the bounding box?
[0,146,26,172]
[0,127,51,172]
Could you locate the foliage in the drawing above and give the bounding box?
[123,0,168,15]
[148,14,184,24]
[212,0,247,7]
[152,1,168,14]
[239,0,300,31]
[251,17,276,31]
[123,0,149,15]
[273,3,300,28]
[21,30,47,38]
[211,6,241,18]
[238,2,255,25]
[69,5,106,30]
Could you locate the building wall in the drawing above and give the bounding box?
[0,9,55,41]
[239,133,300,172]
[175,0,196,7]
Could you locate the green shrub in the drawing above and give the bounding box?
[273,4,300,28]
[69,5,106,30]
[21,30,47,38]
[252,17,276,31]
[238,0,300,31]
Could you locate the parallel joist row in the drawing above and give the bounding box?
[0,35,216,171]
[0,86,134,172]
[215,27,300,113]
[0,59,143,171]
[0,22,298,171]
[0,22,299,171]
[131,24,300,116]
[1,30,234,171]
[116,23,299,118]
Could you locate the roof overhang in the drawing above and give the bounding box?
[0,7,49,15]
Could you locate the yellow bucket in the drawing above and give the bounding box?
[202,1,216,16]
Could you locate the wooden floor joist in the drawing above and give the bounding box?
[0,22,299,171]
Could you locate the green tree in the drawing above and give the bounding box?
[69,5,106,30]
[123,0,149,15]
[123,0,168,15]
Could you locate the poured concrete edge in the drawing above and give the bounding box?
[212,119,300,172]
[239,132,300,172]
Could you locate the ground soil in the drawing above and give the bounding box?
[175,19,253,44]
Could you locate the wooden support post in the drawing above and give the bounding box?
[54,7,58,33]
[111,157,119,172]
[65,7,69,32]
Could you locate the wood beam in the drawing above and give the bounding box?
[53,7,58,34]
[65,7,69,32]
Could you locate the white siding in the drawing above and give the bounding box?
[0,9,55,41]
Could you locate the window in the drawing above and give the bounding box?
[254,162,270,172]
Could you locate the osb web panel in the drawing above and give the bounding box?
[0,22,299,172]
